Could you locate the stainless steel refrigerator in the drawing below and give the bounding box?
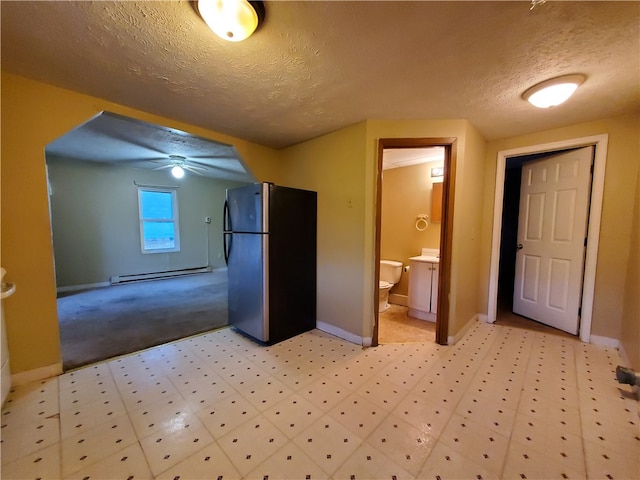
[223,182,317,344]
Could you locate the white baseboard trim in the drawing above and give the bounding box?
[11,362,63,386]
[618,343,631,368]
[447,314,480,345]
[477,313,489,323]
[389,294,408,307]
[589,335,620,349]
[316,321,366,346]
[57,282,110,293]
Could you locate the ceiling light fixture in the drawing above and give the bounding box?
[197,0,264,42]
[522,74,586,108]
[171,165,185,179]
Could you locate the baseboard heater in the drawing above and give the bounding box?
[110,266,212,285]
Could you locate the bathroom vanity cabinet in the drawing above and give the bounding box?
[408,256,439,322]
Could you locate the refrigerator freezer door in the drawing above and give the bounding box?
[227,232,269,342]
[226,183,268,233]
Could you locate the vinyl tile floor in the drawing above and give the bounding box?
[378,305,436,344]
[2,321,639,479]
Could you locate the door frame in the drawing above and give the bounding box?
[487,134,609,342]
[372,137,457,346]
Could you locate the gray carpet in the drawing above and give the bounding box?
[58,270,228,371]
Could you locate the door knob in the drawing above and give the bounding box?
[516,243,523,250]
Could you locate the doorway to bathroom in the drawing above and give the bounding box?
[373,138,456,346]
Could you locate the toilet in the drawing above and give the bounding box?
[379,260,403,312]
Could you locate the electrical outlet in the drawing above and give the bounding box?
[205,216,211,224]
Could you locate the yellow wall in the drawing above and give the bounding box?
[366,120,487,338]
[5,71,635,376]
[280,119,488,342]
[280,123,369,340]
[479,113,640,346]
[381,162,442,296]
[621,158,640,370]
[0,73,282,374]
[454,122,489,335]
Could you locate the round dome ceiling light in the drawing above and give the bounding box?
[197,0,264,42]
[522,74,586,108]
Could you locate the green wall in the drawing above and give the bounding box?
[47,156,249,288]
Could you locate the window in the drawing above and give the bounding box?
[137,187,180,253]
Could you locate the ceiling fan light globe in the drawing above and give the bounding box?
[171,165,185,178]
[198,0,258,42]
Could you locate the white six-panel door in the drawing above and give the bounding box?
[513,146,594,334]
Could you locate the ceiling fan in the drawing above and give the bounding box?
[152,155,208,178]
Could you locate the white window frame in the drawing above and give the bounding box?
[137,186,180,254]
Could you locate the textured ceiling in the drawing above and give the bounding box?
[46,112,254,182]
[2,1,639,153]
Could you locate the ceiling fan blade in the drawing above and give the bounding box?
[152,164,173,170]
[104,157,168,164]
[183,165,205,176]
[184,163,208,171]
[188,155,240,161]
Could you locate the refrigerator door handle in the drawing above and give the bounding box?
[223,200,231,265]
[223,200,231,232]
[223,233,231,265]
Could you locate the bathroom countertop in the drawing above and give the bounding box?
[409,255,440,263]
